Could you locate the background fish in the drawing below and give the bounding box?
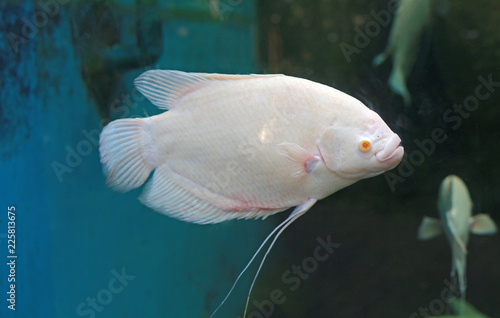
[418,175,497,315]
[372,0,448,106]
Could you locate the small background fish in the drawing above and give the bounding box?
[418,175,497,315]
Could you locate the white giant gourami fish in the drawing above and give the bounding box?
[99,70,404,316]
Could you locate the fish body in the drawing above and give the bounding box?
[373,0,447,106]
[100,70,404,224]
[145,75,346,210]
[418,175,497,313]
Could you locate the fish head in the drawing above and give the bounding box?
[318,111,404,180]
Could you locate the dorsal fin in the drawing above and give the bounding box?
[134,70,212,110]
[134,70,283,110]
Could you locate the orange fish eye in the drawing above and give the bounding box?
[359,140,371,152]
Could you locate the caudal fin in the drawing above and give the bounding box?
[99,118,155,192]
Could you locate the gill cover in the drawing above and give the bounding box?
[318,127,340,172]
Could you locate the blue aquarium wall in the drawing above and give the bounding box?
[0,1,273,317]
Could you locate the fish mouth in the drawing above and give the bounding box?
[375,134,404,167]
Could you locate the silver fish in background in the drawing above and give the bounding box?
[373,0,449,106]
[418,175,497,315]
[99,70,404,316]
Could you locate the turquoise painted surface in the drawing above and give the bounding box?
[1,3,55,316]
[1,1,268,317]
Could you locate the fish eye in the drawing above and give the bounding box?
[359,140,371,152]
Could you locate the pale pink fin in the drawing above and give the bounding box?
[277,142,319,178]
[134,70,283,110]
[139,165,285,224]
[470,214,497,235]
[417,216,442,240]
[99,118,154,193]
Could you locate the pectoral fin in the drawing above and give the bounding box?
[277,142,319,178]
[417,216,442,240]
[470,214,498,235]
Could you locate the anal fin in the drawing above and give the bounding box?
[139,165,284,224]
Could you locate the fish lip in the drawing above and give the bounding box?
[375,134,403,162]
[382,146,404,169]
